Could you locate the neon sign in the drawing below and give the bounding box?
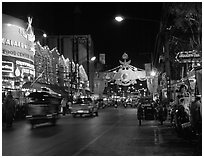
[2,61,14,72]
[2,49,34,62]
[176,50,201,63]
[2,38,31,51]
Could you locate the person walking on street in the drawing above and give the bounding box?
[137,104,143,126]
[61,97,67,116]
[190,96,202,135]
[176,84,191,117]
[2,91,16,128]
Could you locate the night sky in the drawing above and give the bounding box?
[2,2,163,70]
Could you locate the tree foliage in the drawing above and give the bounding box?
[168,2,202,51]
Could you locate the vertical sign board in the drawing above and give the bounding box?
[99,54,105,64]
[145,63,152,77]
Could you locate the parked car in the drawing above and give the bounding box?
[26,92,61,128]
[70,98,98,117]
[138,97,155,120]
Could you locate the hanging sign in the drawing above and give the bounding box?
[99,54,106,64]
[145,63,152,77]
[176,50,201,63]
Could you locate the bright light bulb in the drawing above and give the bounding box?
[43,33,47,38]
[150,71,156,77]
[115,16,124,22]
[90,56,96,61]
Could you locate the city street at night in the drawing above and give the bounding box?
[2,107,199,156]
[2,2,202,156]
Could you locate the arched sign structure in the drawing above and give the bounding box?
[105,53,146,86]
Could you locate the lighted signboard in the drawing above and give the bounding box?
[2,61,14,72]
[2,14,35,89]
[176,50,201,63]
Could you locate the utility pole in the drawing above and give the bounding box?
[165,33,171,102]
[86,35,90,80]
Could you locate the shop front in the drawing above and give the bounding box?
[2,14,35,104]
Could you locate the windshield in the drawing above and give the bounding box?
[74,98,92,104]
[139,98,152,103]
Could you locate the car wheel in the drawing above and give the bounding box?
[72,114,76,118]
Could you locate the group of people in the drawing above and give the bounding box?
[170,84,202,134]
[136,83,202,130]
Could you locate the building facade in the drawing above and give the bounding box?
[37,35,95,91]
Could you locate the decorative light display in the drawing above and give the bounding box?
[105,53,146,86]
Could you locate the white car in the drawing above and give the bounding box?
[70,98,98,117]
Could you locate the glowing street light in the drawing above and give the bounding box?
[90,56,96,62]
[43,33,47,38]
[34,28,47,39]
[115,15,159,23]
[115,16,124,22]
[150,70,157,77]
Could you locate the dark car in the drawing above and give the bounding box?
[138,97,155,120]
[26,92,61,128]
[70,98,98,117]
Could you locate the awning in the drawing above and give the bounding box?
[22,82,50,91]
[49,84,69,97]
[22,82,69,96]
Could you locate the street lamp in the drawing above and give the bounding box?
[42,33,47,38]
[90,56,96,62]
[150,70,157,77]
[115,16,124,22]
[114,15,160,23]
[34,28,47,45]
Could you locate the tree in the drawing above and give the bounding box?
[168,2,202,52]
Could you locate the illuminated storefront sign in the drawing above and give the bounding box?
[2,49,34,62]
[2,61,14,72]
[176,50,201,63]
[16,60,34,69]
[2,14,35,89]
[2,38,31,50]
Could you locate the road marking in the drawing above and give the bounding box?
[72,119,122,156]
[154,127,163,145]
[154,128,159,145]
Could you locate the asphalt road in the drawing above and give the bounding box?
[2,107,199,156]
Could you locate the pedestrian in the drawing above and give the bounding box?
[190,96,202,134]
[137,104,143,126]
[176,84,191,116]
[2,91,16,128]
[67,99,72,114]
[61,97,67,115]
